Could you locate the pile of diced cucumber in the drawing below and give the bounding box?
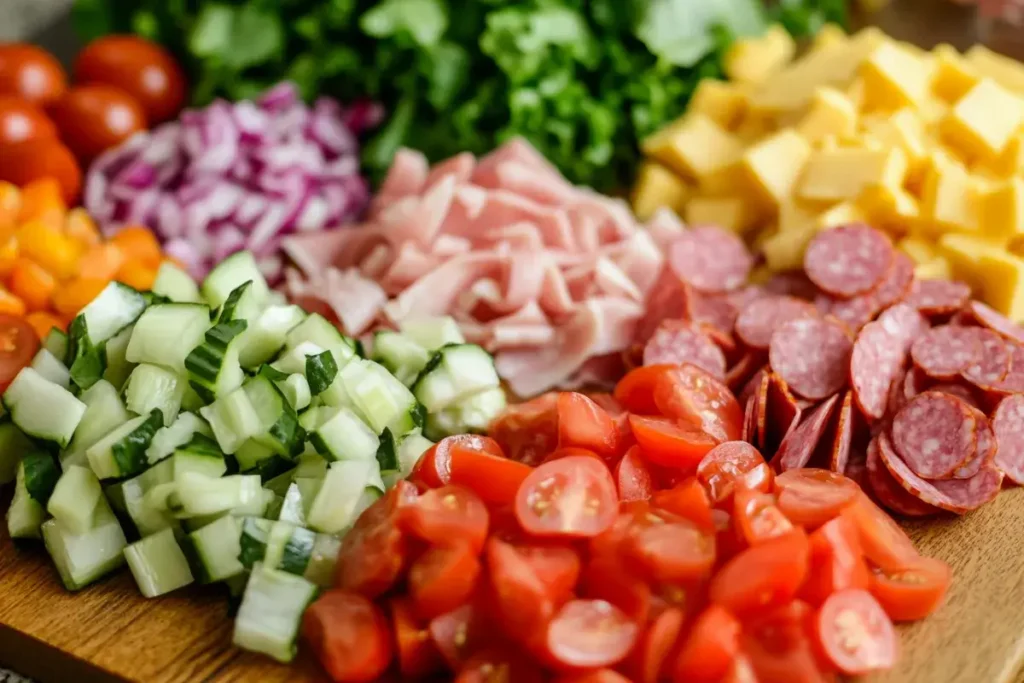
[0,251,505,664]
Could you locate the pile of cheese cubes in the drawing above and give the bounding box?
[632,25,1024,322]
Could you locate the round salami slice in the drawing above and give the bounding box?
[767,373,803,454]
[850,305,928,421]
[993,394,1024,485]
[725,352,763,392]
[927,383,981,409]
[739,369,767,408]
[775,393,841,471]
[887,367,910,418]
[754,372,770,450]
[742,394,758,446]
[991,343,1024,395]
[829,391,854,473]
[643,320,727,379]
[804,224,894,298]
[904,279,972,317]
[891,392,977,479]
[910,325,984,379]
[873,253,916,310]
[868,436,940,516]
[844,450,870,491]
[817,293,879,334]
[667,227,753,293]
[966,301,1024,344]
[735,295,818,350]
[769,318,853,400]
[690,292,739,337]
[634,269,692,347]
[961,328,1010,389]
[952,409,994,479]
[763,271,819,300]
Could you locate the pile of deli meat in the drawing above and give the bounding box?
[282,139,683,396]
[638,222,1024,517]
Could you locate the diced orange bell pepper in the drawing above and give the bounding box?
[111,225,162,270]
[78,242,124,282]
[9,258,56,312]
[116,260,157,291]
[17,178,66,228]
[52,277,108,318]
[0,237,19,281]
[25,311,63,340]
[0,288,25,317]
[16,221,81,280]
[0,183,19,236]
[65,207,102,247]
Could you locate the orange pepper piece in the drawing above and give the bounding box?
[25,311,63,340]
[0,236,19,281]
[111,225,162,270]
[16,221,81,281]
[116,260,157,291]
[0,182,19,235]
[52,277,108,318]
[9,257,56,312]
[17,178,66,228]
[0,288,26,317]
[65,207,102,247]
[77,242,124,282]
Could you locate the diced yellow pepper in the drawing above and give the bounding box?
[965,45,1024,94]
[741,129,811,206]
[641,114,743,181]
[860,41,932,109]
[942,79,1024,159]
[979,178,1024,243]
[796,87,857,143]
[932,44,980,103]
[898,236,937,264]
[797,147,907,203]
[631,162,691,221]
[761,223,819,272]
[688,80,748,130]
[915,256,953,280]
[979,251,1024,322]
[724,25,796,86]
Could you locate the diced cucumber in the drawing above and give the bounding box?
[8,460,45,539]
[124,527,194,597]
[61,379,129,466]
[372,330,430,386]
[332,359,422,436]
[263,467,297,498]
[266,522,314,576]
[146,411,212,465]
[294,452,328,480]
[127,303,212,372]
[243,376,302,457]
[277,482,306,525]
[413,344,501,413]
[238,517,272,569]
[200,385,261,455]
[47,465,103,534]
[284,314,353,357]
[80,281,147,344]
[180,382,205,412]
[425,385,508,440]
[23,450,60,506]
[397,431,434,479]
[235,438,277,472]
[294,477,323,518]
[66,315,106,391]
[376,427,399,476]
[232,562,317,663]
[277,374,310,412]
[175,473,264,517]
[238,305,305,368]
[42,501,127,591]
[202,251,269,310]
[306,459,381,534]
[86,409,163,480]
[151,261,202,304]
[305,350,338,396]
[400,316,465,350]
[125,364,186,426]
[4,367,86,447]
[304,534,341,587]
[30,348,70,389]
[122,475,177,537]
[103,323,135,390]
[43,328,68,361]
[309,406,379,462]
[185,514,243,583]
[218,281,262,324]
[185,320,247,403]
[172,434,227,484]
[271,341,324,375]
[0,421,32,485]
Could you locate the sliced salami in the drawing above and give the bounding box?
[890,392,977,480]
[867,436,940,517]
[992,344,1024,395]
[850,305,927,421]
[742,394,758,445]
[927,383,981,409]
[993,393,1024,485]
[951,409,994,479]
[689,292,739,337]
[887,366,909,418]
[667,227,753,293]
[767,373,803,455]
[910,325,984,379]
[872,253,916,310]
[725,352,763,392]
[643,320,727,379]
[769,318,852,400]
[961,328,1010,388]
[775,393,841,471]
[804,224,894,298]
[634,268,691,346]
[965,301,1024,344]
[818,293,879,334]
[763,271,819,300]
[754,372,770,450]
[844,450,870,491]
[829,392,854,473]
[735,295,817,350]
[739,368,767,408]
[904,279,972,317]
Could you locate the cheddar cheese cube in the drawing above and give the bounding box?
[859,183,919,231]
[938,232,1006,289]
[942,79,1024,159]
[965,45,1024,94]
[762,223,819,271]
[897,236,937,264]
[631,162,691,221]
[817,201,867,229]
[724,24,796,86]
[798,147,907,203]
[979,251,1024,321]
[797,88,857,143]
[932,44,979,102]
[778,199,819,233]
[977,135,1024,179]
[688,80,748,130]
[860,41,932,109]
[685,196,758,234]
[641,114,744,181]
[863,108,929,176]
[741,129,811,205]
[919,159,978,233]
[812,24,847,53]
[979,178,1024,242]
[915,256,953,280]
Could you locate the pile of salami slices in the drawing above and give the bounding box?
[636,223,1024,517]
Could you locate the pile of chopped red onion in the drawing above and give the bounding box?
[84,82,381,281]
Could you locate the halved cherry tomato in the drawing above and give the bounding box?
[631,607,684,683]
[429,603,486,670]
[545,599,638,670]
[673,605,741,683]
[709,529,810,615]
[654,364,743,443]
[0,139,81,202]
[0,96,56,146]
[448,442,531,506]
[842,495,921,572]
[554,669,632,683]
[614,445,653,502]
[696,441,771,505]
[734,489,794,546]
[515,455,618,539]
[302,590,393,683]
[627,516,716,583]
[587,392,625,415]
[0,44,66,105]
[410,434,504,489]
[515,543,581,603]
[629,414,717,469]
[581,555,652,624]
[486,537,556,641]
[0,313,39,392]
[774,468,859,528]
[722,654,760,683]
[557,392,620,459]
[400,485,489,554]
[455,646,545,683]
[868,556,951,621]
[742,600,831,683]
[653,477,714,531]
[389,598,442,677]
[409,544,482,620]
[543,446,605,464]
[47,84,147,163]
[801,514,869,606]
[489,392,559,466]
[335,480,417,598]
[815,589,897,675]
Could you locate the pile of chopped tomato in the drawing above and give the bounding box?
[303,364,952,683]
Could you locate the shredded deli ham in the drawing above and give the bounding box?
[282,138,671,396]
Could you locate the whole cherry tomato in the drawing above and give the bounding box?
[47,84,147,164]
[74,35,186,124]
[0,44,66,105]
[0,138,81,202]
[0,96,56,146]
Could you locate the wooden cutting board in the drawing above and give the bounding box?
[1,489,1024,683]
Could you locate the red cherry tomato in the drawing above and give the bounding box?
[544,599,639,670]
[815,589,898,675]
[449,442,531,506]
[485,537,556,641]
[411,434,504,489]
[868,556,951,622]
[0,44,66,105]
[0,96,56,146]
[842,495,921,572]
[696,440,771,505]
[302,590,393,683]
[627,516,716,583]
[774,468,859,528]
[673,604,741,683]
[389,598,442,677]
[408,544,482,621]
[47,84,147,163]
[0,139,81,203]
[0,315,40,392]
[628,414,718,469]
[515,455,618,539]
[709,529,810,615]
[400,485,489,554]
[801,514,870,606]
[455,646,546,683]
[489,392,559,466]
[73,35,186,124]
[742,600,831,683]
[734,489,794,546]
[429,603,486,670]
[554,670,632,683]
[631,607,684,683]
[614,445,653,502]
[653,477,714,531]
[514,543,581,603]
[653,364,744,442]
[581,554,652,624]
[614,364,672,414]
[556,391,620,459]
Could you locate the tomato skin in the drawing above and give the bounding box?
[557,392,620,459]
[842,495,921,572]
[489,392,559,466]
[485,537,556,642]
[73,36,186,124]
[734,489,794,546]
[800,514,869,606]
[411,434,506,490]
[389,598,442,677]
[302,590,393,683]
[335,481,417,598]
[629,414,718,469]
[455,646,546,683]
[709,529,810,615]
[614,445,653,502]
[47,84,147,163]
[0,139,81,203]
[0,314,40,392]
[545,599,639,670]
[653,477,714,532]
[673,605,741,683]
[631,607,684,683]
[554,670,632,683]
[0,45,66,105]
[653,364,744,443]
[449,443,531,506]
[514,543,581,603]
[868,557,951,621]
[429,602,487,670]
[408,544,482,621]
[696,441,770,506]
[627,516,717,583]
[743,600,832,683]
[399,485,489,554]
[0,96,56,146]
[815,589,897,675]
[774,468,859,528]
[515,455,618,539]
[614,364,675,414]
[581,553,652,623]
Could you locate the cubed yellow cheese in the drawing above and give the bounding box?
[942,79,1024,159]
[979,178,1024,242]
[797,147,907,203]
[698,162,747,196]
[631,162,692,221]
[919,159,978,233]
[938,232,1006,288]
[741,129,812,205]
[858,183,919,231]
[817,201,867,229]
[684,196,758,234]
[688,80,748,130]
[811,24,847,53]
[865,109,928,167]
[778,199,819,233]
[641,114,744,181]
[860,41,932,109]
[965,45,1024,94]
[897,236,936,264]
[724,25,796,86]
[977,135,1024,178]
[932,44,980,102]
[797,88,857,143]
[748,264,775,285]
[914,256,953,280]
[979,251,1024,322]
[761,223,819,271]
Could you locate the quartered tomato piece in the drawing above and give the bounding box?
[449,443,531,506]
[581,554,652,624]
[653,477,714,531]
[614,445,653,502]
[815,589,897,675]
[710,529,810,615]
[489,392,559,466]
[389,598,442,677]
[627,516,717,583]
[303,590,393,683]
[734,489,794,546]
[554,670,632,683]
[842,495,921,572]
[545,599,639,670]
[629,414,718,469]
[400,485,489,554]
[801,514,870,606]
[774,469,859,528]
[673,604,741,683]
[514,543,581,603]
[696,441,771,505]
[631,607,684,683]
[408,544,482,620]
[429,603,487,670]
[515,455,618,539]
[743,600,832,683]
[0,314,39,391]
[411,434,505,489]
[868,557,951,621]
[557,392,620,459]
[486,537,556,641]
[614,364,674,414]
[654,363,744,443]
[336,480,418,597]
[455,646,546,683]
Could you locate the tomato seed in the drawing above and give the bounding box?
[835,608,868,652]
